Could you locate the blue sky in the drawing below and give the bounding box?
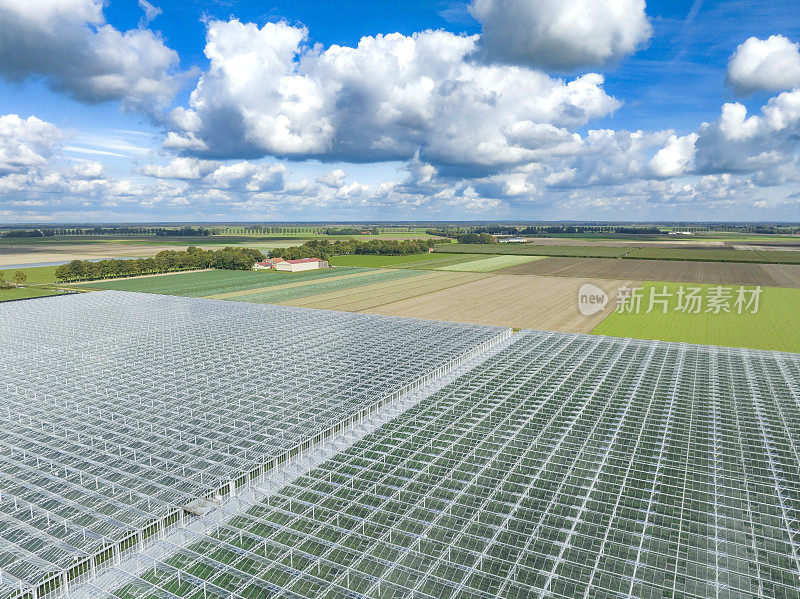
[0,0,799,222]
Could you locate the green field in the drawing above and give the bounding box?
[75,267,372,297]
[327,253,454,268]
[0,265,59,284]
[437,254,546,272]
[392,254,488,270]
[592,281,800,352]
[0,287,65,302]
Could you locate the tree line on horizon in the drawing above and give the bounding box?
[1,226,213,238]
[427,225,668,237]
[54,246,265,282]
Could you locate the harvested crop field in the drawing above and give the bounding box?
[498,256,800,287]
[436,254,545,272]
[367,274,637,332]
[276,270,488,311]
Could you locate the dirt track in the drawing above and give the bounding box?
[365,274,638,333]
[498,257,800,288]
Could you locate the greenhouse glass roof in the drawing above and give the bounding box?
[0,291,509,598]
[85,330,800,599]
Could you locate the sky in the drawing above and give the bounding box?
[0,0,799,223]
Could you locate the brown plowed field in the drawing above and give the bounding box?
[366,275,638,333]
[497,257,800,287]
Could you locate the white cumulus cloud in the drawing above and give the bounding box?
[317,169,347,188]
[141,157,287,192]
[0,0,180,111]
[727,35,800,95]
[695,91,800,181]
[205,161,286,191]
[0,114,64,175]
[140,157,218,180]
[470,0,652,70]
[649,133,698,178]
[167,20,620,170]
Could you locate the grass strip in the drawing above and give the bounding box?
[592,281,800,352]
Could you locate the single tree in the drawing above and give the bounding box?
[11,270,27,284]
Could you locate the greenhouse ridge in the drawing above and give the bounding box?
[0,292,510,598]
[2,292,800,598]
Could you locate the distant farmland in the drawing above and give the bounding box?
[592,282,800,352]
[438,243,800,264]
[75,267,372,296]
[435,244,631,258]
[628,247,800,263]
[498,257,800,288]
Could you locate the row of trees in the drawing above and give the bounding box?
[456,233,497,244]
[1,226,213,238]
[54,246,265,282]
[270,238,448,261]
[321,227,379,235]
